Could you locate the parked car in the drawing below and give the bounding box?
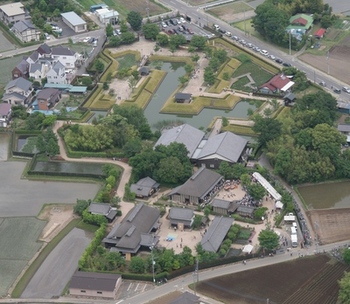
[319,81,326,87]
[333,87,341,94]
[164,20,169,26]
[268,54,276,60]
[214,24,220,31]
[232,35,239,41]
[167,29,175,35]
[83,37,91,42]
[179,17,186,23]
[246,43,253,48]
[342,86,350,93]
[260,49,269,56]
[225,31,231,36]
[275,58,283,64]
[44,33,50,40]
[219,29,226,34]
[178,26,183,32]
[161,22,167,28]
[282,62,291,67]
[187,28,194,34]
[173,29,179,35]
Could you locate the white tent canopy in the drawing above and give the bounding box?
[275,201,284,209]
[242,244,254,254]
[252,172,282,201]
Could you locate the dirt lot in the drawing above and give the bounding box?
[196,254,350,304]
[207,2,255,24]
[299,31,350,86]
[308,209,350,245]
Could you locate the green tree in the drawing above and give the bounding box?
[258,229,279,250]
[81,76,92,86]
[109,36,122,47]
[129,256,145,273]
[254,207,268,220]
[74,199,91,216]
[189,35,207,50]
[123,137,143,157]
[343,248,350,265]
[192,215,203,230]
[156,33,168,46]
[253,115,282,147]
[338,271,350,304]
[204,67,215,85]
[247,183,266,201]
[142,23,160,40]
[169,34,187,49]
[178,75,189,84]
[127,11,143,31]
[106,23,113,37]
[191,54,200,63]
[184,64,194,75]
[95,59,104,73]
[321,14,332,28]
[121,32,136,44]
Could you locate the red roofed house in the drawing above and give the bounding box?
[314,28,326,39]
[292,17,307,26]
[259,74,295,94]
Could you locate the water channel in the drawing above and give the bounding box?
[298,181,350,209]
[143,62,258,130]
[33,161,104,175]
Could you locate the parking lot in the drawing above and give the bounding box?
[116,281,154,300]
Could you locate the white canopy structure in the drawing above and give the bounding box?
[242,244,254,254]
[275,201,284,209]
[252,172,282,201]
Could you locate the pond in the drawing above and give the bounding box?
[33,161,104,175]
[17,136,39,153]
[298,181,350,209]
[143,62,258,130]
[0,133,9,161]
[86,110,108,123]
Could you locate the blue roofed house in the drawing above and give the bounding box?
[2,77,33,105]
[201,216,234,252]
[154,124,205,159]
[193,131,248,169]
[61,11,87,33]
[11,20,40,42]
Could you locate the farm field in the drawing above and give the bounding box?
[79,0,169,18]
[0,217,46,296]
[0,30,15,52]
[0,54,25,89]
[207,2,254,24]
[196,254,350,304]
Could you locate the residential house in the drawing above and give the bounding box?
[29,62,50,81]
[155,124,205,158]
[0,103,12,127]
[337,101,350,115]
[286,14,314,41]
[236,205,255,218]
[51,46,78,71]
[211,198,239,215]
[12,59,29,79]
[169,207,194,229]
[193,131,248,169]
[47,61,67,85]
[35,88,61,110]
[201,216,233,253]
[284,92,296,105]
[130,176,159,198]
[88,202,117,222]
[37,43,52,57]
[69,271,122,299]
[174,92,192,103]
[95,8,119,25]
[103,202,160,261]
[170,291,201,304]
[25,51,40,65]
[337,124,350,143]
[90,3,108,13]
[61,11,87,33]
[168,166,224,205]
[0,2,27,25]
[259,74,295,94]
[2,77,33,105]
[11,20,40,43]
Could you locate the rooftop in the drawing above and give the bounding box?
[61,11,87,26]
[69,271,121,292]
[0,2,25,17]
[169,207,194,221]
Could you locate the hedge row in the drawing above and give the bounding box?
[82,84,104,109]
[100,50,119,82]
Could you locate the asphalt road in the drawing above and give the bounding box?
[161,0,350,102]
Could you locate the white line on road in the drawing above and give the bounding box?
[127,283,133,291]
[135,283,140,291]
[142,284,147,292]
[115,300,124,304]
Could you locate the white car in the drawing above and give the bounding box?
[268,54,276,60]
[83,37,91,42]
[179,17,186,23]
[44,33,50,40]
[342,86,350,94]
[161,22,167,28]
[225,31,231,37]
[260,49,269,56]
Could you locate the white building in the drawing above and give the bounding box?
[51,45,79,71]
[61,12,87,33]
[47,61,67,85]
[11,20,40,42]
[0,2,26,25]
[95,8,119,25]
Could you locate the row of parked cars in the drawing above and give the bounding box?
[161,17,186,28]
[161,18,194,35]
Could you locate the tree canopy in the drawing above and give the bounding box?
[142,23,160,40]
[127,11,143,31]
[338,271,350,304]
[258,229,279,250]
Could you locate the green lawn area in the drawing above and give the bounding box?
[231,75,252,92]
[0,54,27,89]
[116,54,137,70]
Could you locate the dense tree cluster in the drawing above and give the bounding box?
[258,229,280,250]
[204,49,228,85]
[36,128,59,157]
[255,91,348,184]
[338,271,350,304]
[129,142,192,184]
[127,11,143,31]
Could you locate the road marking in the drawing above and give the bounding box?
[115,300,124,304]
[142,284,147,292]
[127,283,132,291]
[135,283,140,291]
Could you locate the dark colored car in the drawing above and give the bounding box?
[283,62,291,67]
[275,58,283,64]
[333,87,341,94]
[219,29,226,34]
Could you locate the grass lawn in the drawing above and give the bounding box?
[231,75,252,92]
[55,94,85,110]
[232,61,273,88]
[0,217,47,296]
[116,53,138,70]
[223,124,256,136]
[208,2,253,20]
[0,55,27,89]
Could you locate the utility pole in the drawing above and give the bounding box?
[150,238,155,284]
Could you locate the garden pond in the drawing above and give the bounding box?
[32,161,104,175]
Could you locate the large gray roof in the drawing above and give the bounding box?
[0,103,11,116]
[130,176,159,197]
[5,77,32,91]
[211,198,231,210]
[52,45,75,56]
[155,124,205,158]
[169,166,223,199]
[12,20,36,32]
[169,207,194,221]
[338,124,350,133]
[61,11,86,26]
[196,131,248,163]
[88,202,111,215]
[29,63,41,73]
[103,202,160,253]
[14,59,29,73]
[69,271,121,292]
[201,216,233,252]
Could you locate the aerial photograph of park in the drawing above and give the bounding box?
[1,0,350,303]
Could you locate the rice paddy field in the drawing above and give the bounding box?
[0,217,46,296]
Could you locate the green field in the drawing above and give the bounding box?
[0,217,46,296]
[208,2,253,22]
[116,53,138,70]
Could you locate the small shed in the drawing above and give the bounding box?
[139,66,150,76]
[236,205,255,218]
[88,203,117,222]
[314,28,326,39]
[61,12,87,33]
[284,92,296,105]
[337,102,350,115]
[175,92,192,103]
[130,176,159,198]
[211,198,239,215]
